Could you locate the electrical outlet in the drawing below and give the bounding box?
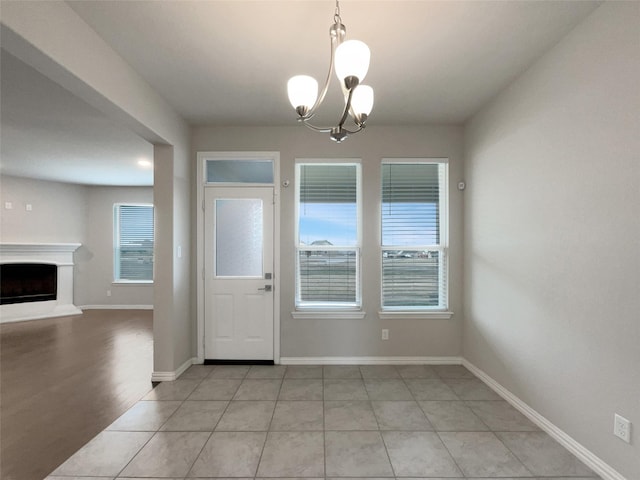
[381,329,389,340]
[614,414,631,443]
[106,290,112,297]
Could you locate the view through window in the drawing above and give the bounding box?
[296,163,361,308]
[381,161,448,309]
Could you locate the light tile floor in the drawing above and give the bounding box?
[46,364,600,480]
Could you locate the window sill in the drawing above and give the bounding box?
[292,310,367,320]
[112,281,154,285]
[378,310,454,320]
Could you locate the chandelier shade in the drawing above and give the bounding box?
[287,75,318,112]
[335,40,370,86]
[286,0,374,143]
[351,85,374,119]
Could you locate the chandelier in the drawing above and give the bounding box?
[287,0,374,143]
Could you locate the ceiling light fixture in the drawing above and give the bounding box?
[137,159,152,168]
[287,0,373,143]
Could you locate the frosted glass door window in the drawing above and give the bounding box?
[215,199,263,277]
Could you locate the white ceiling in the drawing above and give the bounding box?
[1,50,154,186]
[1,0,601,185]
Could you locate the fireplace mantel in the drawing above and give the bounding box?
[0,243,81,263]
[0,243,82,323]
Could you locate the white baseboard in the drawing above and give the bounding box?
[150,371,176,382]
[0,305,83,324]
[175,357,197,379]
[462,359,626,480]
[280,356,463,365]
[151,357,197,382]
[80,305,153,310]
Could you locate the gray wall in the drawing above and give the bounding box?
[192,125,465,358]
[0,175,154,308]
[0,175,87,244]
[463,3,639,478]
[78,185,154,307]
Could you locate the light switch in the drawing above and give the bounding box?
[4,202,12,210]
[26,204,33,211]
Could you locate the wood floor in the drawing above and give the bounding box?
[0,309,153,480]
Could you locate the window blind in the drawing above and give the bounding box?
[382,251,446,308]
[299,164,357,203]
[382,163,441,246]
[115,204,154,282]
[381,162,447,309]
[296,163,360,307]
[298,250,357,304]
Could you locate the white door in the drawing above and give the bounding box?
[204,186,274,360]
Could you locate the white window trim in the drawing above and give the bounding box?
[291,310,367,320]
[294,159,363,311]
[378,311,453,320]
[113,203,154,284]
[380,158,450,313]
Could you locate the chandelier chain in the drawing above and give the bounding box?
[334,0,342,24]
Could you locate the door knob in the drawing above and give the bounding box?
[258,285,272,292]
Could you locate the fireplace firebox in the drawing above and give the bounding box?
[0,243,81,323]
[1,263,58,305]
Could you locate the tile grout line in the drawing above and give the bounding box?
[436,365,535,479]
[405,365,465,478]
[252,365,286,477]
[489,428,537,478]
[161,366,212,478]
[184,364,239,477]
[369,365,399,477]
[434,428,470,478]
[110,423,157,479]
[322,365,327,478]
[107,371,206,479]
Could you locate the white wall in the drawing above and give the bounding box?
[192,125,465,359]
[463,3,640,478]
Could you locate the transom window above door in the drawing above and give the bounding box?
[205,158,274,185]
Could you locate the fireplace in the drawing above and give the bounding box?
[1,263,58,304]
[0,243,82,323]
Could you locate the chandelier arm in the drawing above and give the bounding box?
[308,61,334,117]
[337,87,355,128]
[341,125,364,135]
[300,120,333,133]
[307,20,345,118]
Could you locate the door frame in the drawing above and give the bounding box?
[196,151,281,364]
